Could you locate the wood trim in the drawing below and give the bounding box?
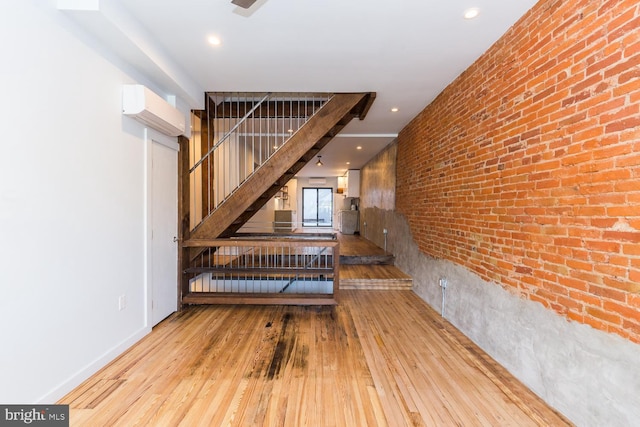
[177,135,191,309]
[184,267,334,275]
[199,113,211,219]
[182,293,337,306]
[183,239,339,248]
[333,242,340,301]
[207,99,326,118]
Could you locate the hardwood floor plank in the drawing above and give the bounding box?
[60,291,572,426]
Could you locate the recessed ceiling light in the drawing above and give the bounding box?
[391,107,399,112]
[356,146,362,150]
[346,162,351,165]
[208,35,221,45]
[464,8,480,19]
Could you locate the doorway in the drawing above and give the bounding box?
[148,136,178,327]
[302,187,333,227]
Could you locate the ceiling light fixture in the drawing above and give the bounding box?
[356,146,362,150]
[208,35,221,45]
[464,8,480,19]
[316,156,323,166]
[391,107,399,112]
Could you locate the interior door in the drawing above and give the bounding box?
[151,140,178,326]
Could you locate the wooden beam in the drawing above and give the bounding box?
[183,239,338,248]
[184,267,333,275]
[206,98,325,118]
[355,92,376,120]
[182,293,337,306]
[177,135,192,310]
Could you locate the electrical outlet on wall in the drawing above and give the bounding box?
[118,294,126,311]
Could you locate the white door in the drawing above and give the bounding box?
[151,140,178,326]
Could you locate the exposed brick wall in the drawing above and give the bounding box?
[396,0,640,342]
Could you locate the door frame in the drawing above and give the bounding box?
[301,187,333,227]
[144,128,180,328]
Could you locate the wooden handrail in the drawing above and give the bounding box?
[183,238,339,248]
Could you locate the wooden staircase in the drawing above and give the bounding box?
[190,92,375,240]
[178,92,375,306]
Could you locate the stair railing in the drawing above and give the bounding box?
[182,235,340,304]
[189,92,333,232]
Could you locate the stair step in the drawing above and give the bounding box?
[340,254,395,265]
[339,264,412,290]
[340,278,413,290]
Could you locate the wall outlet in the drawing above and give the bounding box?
[118,294,126,311]
[439,278,448,289]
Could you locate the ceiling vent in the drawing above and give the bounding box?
[122,85,186,137]
[231,0,258,8]
[309,178,326,185]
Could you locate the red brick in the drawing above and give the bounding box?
[603,277,640,293]
[602,231,640,243]
[589,285,627,302]
[586,306,623,325]
[395,0,640,343]
[605,116,640,133]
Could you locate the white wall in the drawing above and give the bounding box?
[0,1,186,403]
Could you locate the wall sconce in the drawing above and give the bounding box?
[316,155,323,166]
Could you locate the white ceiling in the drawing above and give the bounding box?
[63,0,538,177]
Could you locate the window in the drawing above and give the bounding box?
[302,188,333,227]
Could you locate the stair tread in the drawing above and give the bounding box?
[340,264,411,280]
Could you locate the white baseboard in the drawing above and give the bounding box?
[37,326,151,403]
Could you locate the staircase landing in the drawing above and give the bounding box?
[337,233,412,290]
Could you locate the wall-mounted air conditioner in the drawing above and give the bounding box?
[309,178,326,185]
[122,84,186,137]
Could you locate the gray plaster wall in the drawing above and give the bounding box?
[367,207,640,427]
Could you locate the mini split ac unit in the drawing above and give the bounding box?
[122,84,186,137]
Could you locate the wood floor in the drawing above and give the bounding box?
[60,291,571,426]
[336,234,388,257]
